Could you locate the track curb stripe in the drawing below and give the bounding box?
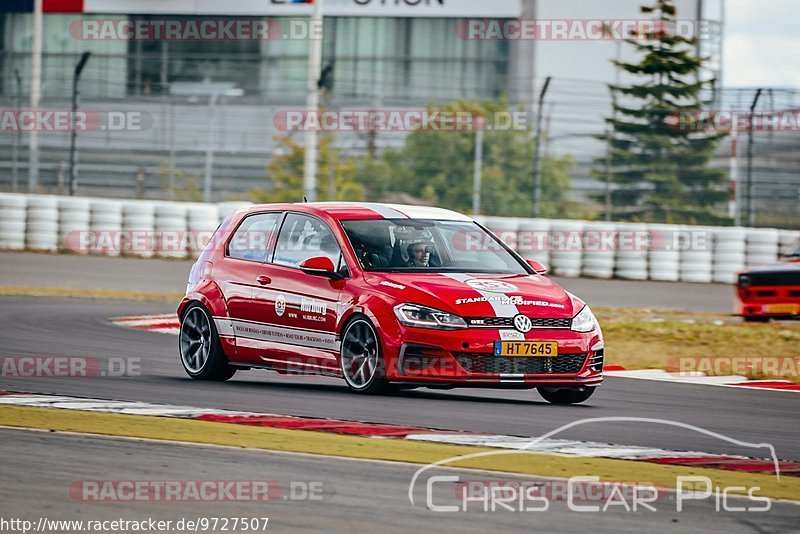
[0,390,795,478]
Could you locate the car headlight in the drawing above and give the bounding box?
[394,304,467,330]
[571,305,598,333]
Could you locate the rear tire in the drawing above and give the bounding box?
[743,316,769,323]
[537,386,596,405]
[179,302,237,381]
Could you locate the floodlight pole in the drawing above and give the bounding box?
[28,0,43,193]
[303,0,324,203]
[745,88,762,227]
[68,52,92,196]
[532,76,551,217]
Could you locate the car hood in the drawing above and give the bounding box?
[364,272,580,318]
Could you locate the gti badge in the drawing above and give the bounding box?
[513,314,533,333]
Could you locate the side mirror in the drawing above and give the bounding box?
[526,259,548,275]
[299,256,344,280]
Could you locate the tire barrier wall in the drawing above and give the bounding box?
[1,193,798,283]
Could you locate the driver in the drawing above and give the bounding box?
[407,241,434,268]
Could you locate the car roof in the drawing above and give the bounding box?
[244,202,474,222]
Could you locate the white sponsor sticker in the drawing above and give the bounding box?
[499,330,525,341]
[466,279,519,293]
[300,298,327,315]
[380,281,406,290]
[275,294,286,317]
[455,295,566,309]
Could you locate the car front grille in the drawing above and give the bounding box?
[465,317,572,329]
[453,353,588,375]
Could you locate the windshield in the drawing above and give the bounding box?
[340,219,529,274]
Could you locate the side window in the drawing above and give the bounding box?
[227,213,281,262]
[274,213,342,268]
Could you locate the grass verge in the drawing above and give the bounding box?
[597,309,800,383]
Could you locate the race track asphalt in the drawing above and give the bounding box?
[0,297,796,462]
[0,251,735,312]
[2,428,797,533]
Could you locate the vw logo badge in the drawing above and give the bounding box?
[513,314,533,333]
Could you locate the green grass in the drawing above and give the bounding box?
[599,309,800,382]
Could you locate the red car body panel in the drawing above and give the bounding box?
[735,251,800,320]
[178,203,604,388]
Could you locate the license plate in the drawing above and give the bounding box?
[763,303,800,314]
[494,341,558,357]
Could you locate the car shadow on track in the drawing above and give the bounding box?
[157,375,595,408]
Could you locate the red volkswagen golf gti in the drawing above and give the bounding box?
[177,203,604,404]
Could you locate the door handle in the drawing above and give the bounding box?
[256,275,272,285]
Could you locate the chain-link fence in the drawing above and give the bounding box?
[1,49,798,228]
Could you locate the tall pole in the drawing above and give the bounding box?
[68,52,91,196]
[28,0,43,193]
[730,120,740,225]
[303,0,324,203]
[604,124,612,221]
[472,119,484,216]
[746,88,762,227]
[532,76,551,217]
[12,69,22,192]
[203,93,218,203]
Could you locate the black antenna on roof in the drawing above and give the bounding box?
[303,196,308,203]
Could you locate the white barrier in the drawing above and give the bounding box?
[648,224,681,282]
[58,197,92,253]
[89,199,123,257]
[549,220,583,278]
[0,194,790,284]
[745,228,779,269]
[186,204,220,258]
[581,222,615,279]
[154,202,189,259]
[615,222,649,281]
[712,227,747,284]
[122,201,156,258]
[26,195,59,252]
[0,194,28,250]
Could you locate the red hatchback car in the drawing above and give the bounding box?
[177,203,604,404]
[736,240,800,322]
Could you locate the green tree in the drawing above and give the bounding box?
[375,98,576,218]
[600,0,728,224]
[249,135,365,203]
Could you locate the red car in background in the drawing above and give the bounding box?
[177,203,604,404]
[737,240,800,322]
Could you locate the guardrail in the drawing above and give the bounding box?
[1,193,798,283]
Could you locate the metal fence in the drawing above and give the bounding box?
[1,51,798,228]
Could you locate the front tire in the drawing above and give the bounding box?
[179,303,236,381]
[537,386,596,405]
[340,317,389,394]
